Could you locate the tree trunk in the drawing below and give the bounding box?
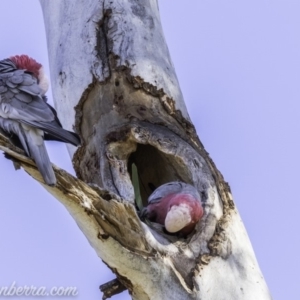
[0,0,273,299]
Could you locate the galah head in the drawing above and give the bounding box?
[10,54,49,94]
[144,182,203,236]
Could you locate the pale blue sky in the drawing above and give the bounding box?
[0,1,299,299]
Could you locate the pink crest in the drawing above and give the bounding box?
[10,55,42,79]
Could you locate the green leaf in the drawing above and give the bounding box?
[132,163,143,211]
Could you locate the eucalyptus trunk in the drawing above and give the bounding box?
[0,0,272,299]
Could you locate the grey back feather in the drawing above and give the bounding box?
[0,58,80,185]
[148,182,201,204]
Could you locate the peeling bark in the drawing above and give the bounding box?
[4,0,275,299]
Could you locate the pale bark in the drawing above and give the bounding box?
[0,0,274,299]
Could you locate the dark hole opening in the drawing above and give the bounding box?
[128,143,191,207]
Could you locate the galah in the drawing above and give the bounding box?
[142,182,203,236]
[0,55,80,186]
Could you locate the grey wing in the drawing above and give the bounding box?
[0,117,30,154]
[21,119,80,146]
[0,70,80,147]
[0,70,54,123]
[0,118,56,185]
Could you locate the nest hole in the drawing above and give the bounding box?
[128,143,192,207]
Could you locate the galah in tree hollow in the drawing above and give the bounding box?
[142,182,203,236]
[0,55,80,186]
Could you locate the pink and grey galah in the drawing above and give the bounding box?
[143,182,204,236]
[0,55,80,186]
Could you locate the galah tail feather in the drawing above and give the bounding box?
[142,181,203,236]
[0,55,80,186]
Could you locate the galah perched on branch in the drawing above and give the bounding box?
[142,181,204,236]
[0,55,80,186]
